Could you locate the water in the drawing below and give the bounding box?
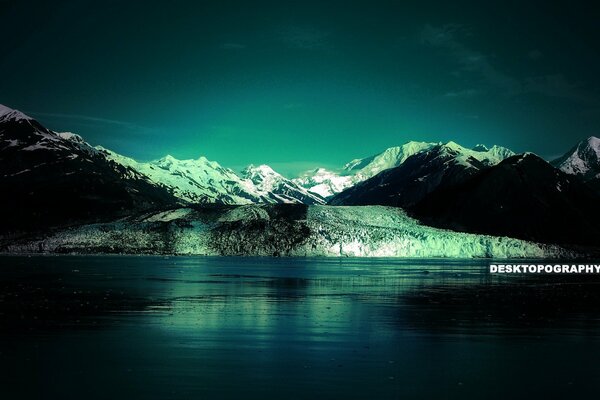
[1,256,600,399]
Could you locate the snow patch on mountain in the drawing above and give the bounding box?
[440,141,515,167]
[57,131,85,143]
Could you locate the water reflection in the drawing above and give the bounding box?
[1,256,600,399]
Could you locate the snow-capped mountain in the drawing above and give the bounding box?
[293,168,354,198]
[0,105,178,232]
[329,141,515,207]
[0,104,33,123]
[293,140,514,198]
[241,164,324,204]
[552,136,600,181]
[0,104,323,215]
[99,149,261,204]
[98,151,325,205]
[293,141,437,197]
[341,141,438,177]
[2,102,599,251]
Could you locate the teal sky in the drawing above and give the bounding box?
[1,0,600,176]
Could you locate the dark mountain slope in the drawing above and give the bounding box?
[0,105,179,233]
[412,153,600,246]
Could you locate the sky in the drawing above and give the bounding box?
[1,0,600,176]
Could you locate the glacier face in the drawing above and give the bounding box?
[4,205,570,258]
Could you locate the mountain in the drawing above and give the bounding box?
[99,149,265,204]
[341,141,439,177]
[293,141,438,198]
[329,141,515,207]
[241,164,324,204]
[412,153,600,246]
[0,105,178,232]
[552,136,600,180]
[0,104,323,224]
[551,136,600,194]
[99,150,324,205]
[293,167,354,198]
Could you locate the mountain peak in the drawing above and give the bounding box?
[552,136,600,179]
[242,164,280,180]
[585,136,600,153]
[0,104,33,122]
[472,144,489,152]
[158,154,177,163]
[512,152,543,163]
[443,140,462,148]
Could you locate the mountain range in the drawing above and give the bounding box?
[1,103,599,250]
[329,141,515,207]
[0,105,176,232]
[412,153,600,246]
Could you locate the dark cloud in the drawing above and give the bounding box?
[421,24,597,106]
[421,24,521,95]
[521,74,599,105]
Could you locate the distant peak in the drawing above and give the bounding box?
[443,140,462,149]
[472,144,489,152]
[161,154,177,162]
[570,136,600,159]
[401,140,435,148]
[243,164,278,175]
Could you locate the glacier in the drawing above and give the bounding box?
[3,205,570,258]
